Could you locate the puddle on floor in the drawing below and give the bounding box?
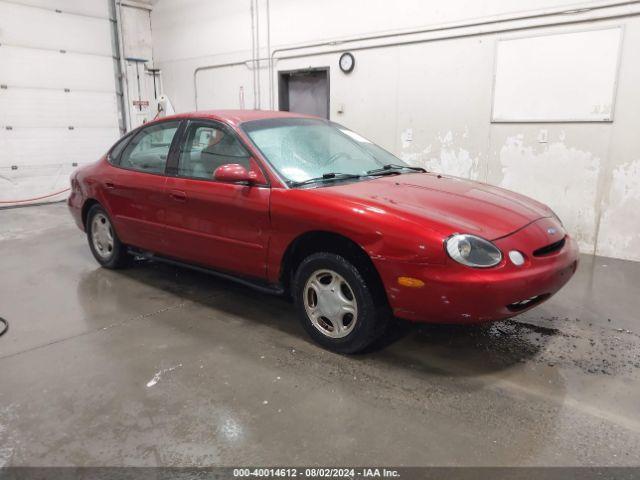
[412,316,640,377]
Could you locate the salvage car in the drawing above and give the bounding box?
[68,110,579,353]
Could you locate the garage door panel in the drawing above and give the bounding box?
[10,0,110,19]
[0,2,112,56]
[0,90,119,128]
[0,127,120,202]
[0,162,75,202]
[0,46,115,92]
[0,127,119,169]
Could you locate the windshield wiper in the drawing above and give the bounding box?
[288,172,362,187]
[366,164,426,176]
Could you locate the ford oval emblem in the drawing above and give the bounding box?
[547,227,557,235]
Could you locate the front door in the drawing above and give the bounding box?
[162,120,271,279]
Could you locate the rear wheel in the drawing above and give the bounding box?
[293,252,389,353]
[86,204,130,269]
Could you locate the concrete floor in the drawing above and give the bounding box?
[0,202,639,467]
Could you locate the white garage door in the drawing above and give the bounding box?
[0,0,121,206]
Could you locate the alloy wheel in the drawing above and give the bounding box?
[91,213,114,259]
[303,269,358,339]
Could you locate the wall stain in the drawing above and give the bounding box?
[596,159,640,261]
[499,134,600,252]
[400,129,480,180]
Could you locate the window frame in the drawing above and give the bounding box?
[109,119,184,177]
[169,118,270,187]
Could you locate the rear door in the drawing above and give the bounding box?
[104,120,181,253]
[163,120,271,279]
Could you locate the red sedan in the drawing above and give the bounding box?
[68,110,579,353]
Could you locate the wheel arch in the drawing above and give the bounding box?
[280,230,388,304]
[81,198,101,229]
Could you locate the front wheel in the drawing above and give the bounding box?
[86,204,130,269]
[293,252,389,354]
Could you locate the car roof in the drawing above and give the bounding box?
[154,109,320,127]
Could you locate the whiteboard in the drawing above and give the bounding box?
[492,27,622,122]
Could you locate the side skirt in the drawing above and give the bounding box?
[127,247,285,296]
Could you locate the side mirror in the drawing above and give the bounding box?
[213,163,257,184]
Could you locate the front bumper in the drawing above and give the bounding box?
[376,218,579,324]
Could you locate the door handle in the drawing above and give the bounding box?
[169,189,187,202]
[105,180,115,189]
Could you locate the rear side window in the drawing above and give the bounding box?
[119,121,180,174]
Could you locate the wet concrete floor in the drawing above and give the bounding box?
[0,203,639,466]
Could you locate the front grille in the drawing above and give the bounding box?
[533,236,566,257]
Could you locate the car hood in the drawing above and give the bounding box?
[317,173,553,240]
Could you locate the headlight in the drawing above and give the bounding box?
[445,234,502,268]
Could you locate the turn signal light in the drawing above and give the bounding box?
[397,276,425,288]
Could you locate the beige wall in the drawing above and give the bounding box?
[151,0,640,261]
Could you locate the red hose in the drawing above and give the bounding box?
[0,187,71,204]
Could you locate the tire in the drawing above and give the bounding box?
[86,204,130,269]
[293,252,389,354]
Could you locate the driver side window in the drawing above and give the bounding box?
[178,124,250,180]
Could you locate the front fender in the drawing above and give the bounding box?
[266,188,446,283]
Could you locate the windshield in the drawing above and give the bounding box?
[241,118,410,186]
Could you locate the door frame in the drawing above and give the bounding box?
[278,67,330,119]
